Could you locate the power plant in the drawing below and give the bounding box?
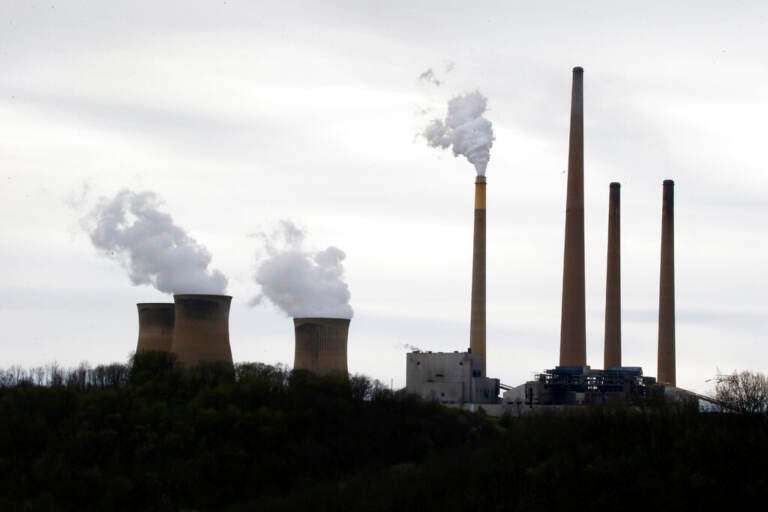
[406,66,682,411]
[136,303,175,353]
[170,294,233,367]
[293,317,350,376]
[404,171,499,404]
[133,298,354,376]
[121,65,689,412]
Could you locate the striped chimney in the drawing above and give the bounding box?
[469,175,486,372]
[559,66,587,366]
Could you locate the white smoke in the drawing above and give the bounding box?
[83,190,227,295]
[423,91,494,176]
[418,68,442,87]
[251,220,353,319]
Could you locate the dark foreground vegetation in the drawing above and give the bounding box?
[0,354,766,511]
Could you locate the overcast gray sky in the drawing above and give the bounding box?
[1,0,766,394]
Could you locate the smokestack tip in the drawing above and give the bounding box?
[137,303,175,310]
[609,182,620,188]
[573,66,584,73]
[294,317,351,324]
[663,179,675,187]
[475,175,487,184]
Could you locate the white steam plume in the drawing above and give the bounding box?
[418,68,442,87]
[83,190,227,295]
[424,91,494,176]
[251,220,353,319]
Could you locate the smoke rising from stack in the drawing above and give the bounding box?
[418,69,442,87]
[424,91,495,175]
[83,190,228,295]
[251,220,353,319]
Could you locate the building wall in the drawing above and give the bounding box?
[405,351,499,404]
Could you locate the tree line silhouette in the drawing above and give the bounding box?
[0,353,766,511]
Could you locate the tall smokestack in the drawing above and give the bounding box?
[293,318,350,376]
[170,294,233,367]
[136,303,174,353]
[657,180,676,386]
[559,66,587,367]
[604,183,621,369]
[470,175,486,370]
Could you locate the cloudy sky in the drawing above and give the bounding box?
[1,1,766,394]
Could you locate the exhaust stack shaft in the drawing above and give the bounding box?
[657,180,676,386]
[559,66,587,366]
[604,183,621,369]
[469,175,486,371]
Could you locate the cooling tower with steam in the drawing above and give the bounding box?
[293,317,350,376]
[604,183,621,369]
[170,294,233,367]
[136,303,174,353]
[657,180,676,386]
[559,66,587,367]
[470,175,486,370]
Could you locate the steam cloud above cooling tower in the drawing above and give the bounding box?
[251,220,353,319]
[83,190,227,295]
[424,91,495,175]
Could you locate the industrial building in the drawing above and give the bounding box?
[406,66,679,410]
[406,351,498,404]
[405,170,499,404]
[504,367,657,407]
[128,66,681,409]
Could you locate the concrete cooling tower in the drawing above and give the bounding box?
[293,317,350,376]
[136,303,174,353]
[170,294,233,367]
